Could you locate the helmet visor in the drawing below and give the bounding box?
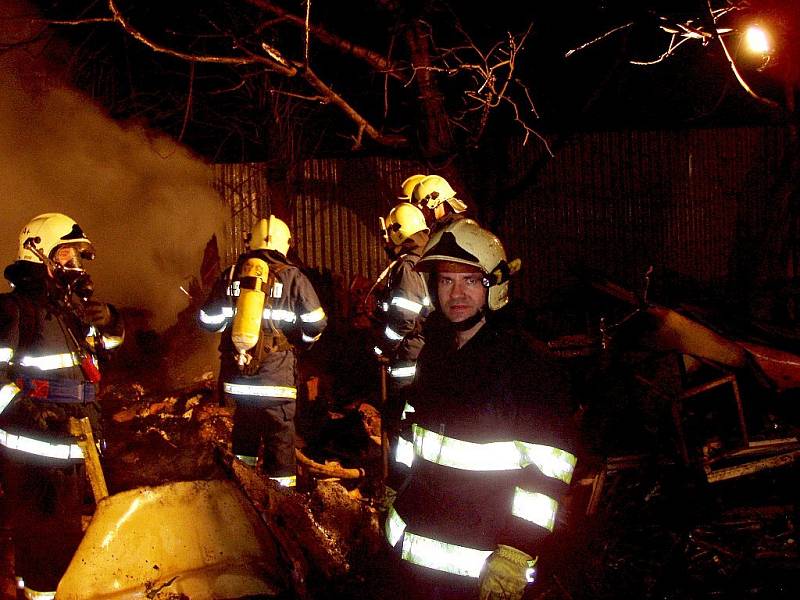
[51,242,95,271]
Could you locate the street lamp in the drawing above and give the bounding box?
[744,24,771,55]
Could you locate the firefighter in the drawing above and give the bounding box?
[372,203,431,491]
[374,202,431,396]
[385,219,578,600]
[410,174,469,235]
[0,213,124,598]
[199,216,327,488]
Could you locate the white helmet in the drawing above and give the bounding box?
[398,174,427,201]
[18,213,94,265]
[382,203,429,246]
[411,175,468,219]
[416,218,520,311]
[248,215,291,256]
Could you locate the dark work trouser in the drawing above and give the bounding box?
[231,398,296,476]
[0,449,86,592]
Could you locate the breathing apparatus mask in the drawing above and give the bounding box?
[50,242,96,300]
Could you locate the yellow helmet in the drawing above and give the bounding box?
[382,202,429,246]
[416,218,520,311]
[248,216,291,256]
[398,174,427,200]
[17,213,94,264]
[411,175,468,217]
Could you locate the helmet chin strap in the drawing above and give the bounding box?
[449,306,486,331]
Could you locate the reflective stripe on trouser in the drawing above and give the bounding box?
[231,398,296,478]
[235,455,296,487]
[16,579,55,600]
[270,474,296,487]
[385,506,492,578]
[223,382,297,399]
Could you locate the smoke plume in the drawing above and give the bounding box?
[0,4,227,331]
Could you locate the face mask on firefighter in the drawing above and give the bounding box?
[52,244,92,271]
[50,243,95,299]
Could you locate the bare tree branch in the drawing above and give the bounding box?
[703,0,780,109]
[105,0,296,73]
[245,0,403,80]
[38,0,409,149]
[301,65,407,148]
[563,1,782,111]
[565,21,634,58]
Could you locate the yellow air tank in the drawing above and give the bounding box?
[231,257,269,366]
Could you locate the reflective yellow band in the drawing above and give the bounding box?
[511,487,558,531]
[401,402,415,421]
[263,308,296,323]
[302,332,322,343]
[300,306,326,323]
[235,454,258,466]
[16,578,56,600]
[223,382,297,399]
[270,475,297,487]
[412,424,576,483]
[384,326,403,341]
[389,365,416,379]
[101,334,124,349]
[19,352,79,371]
[0,428,83,460]
[395,434,414,467]
[385,505,407,547]
[386,506,492,578]
[0,347,13,363]
[390,296,424,314]
[373,346,383,356]
[199,309,228,325]
[0,383,20,415]
[403,532,491,578]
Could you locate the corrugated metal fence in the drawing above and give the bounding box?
[212,126,790,310]
[501,126,789,305]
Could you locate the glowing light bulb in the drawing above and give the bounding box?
[745,25,770,54]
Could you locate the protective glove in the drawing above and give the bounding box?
[478,545,537,600]
[83,300,112,328]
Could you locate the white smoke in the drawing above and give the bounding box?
[0,4,228,331]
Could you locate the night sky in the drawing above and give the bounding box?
[20,1,797,162]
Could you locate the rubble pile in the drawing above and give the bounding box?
[95,373,389,599]
[100,379,230,491]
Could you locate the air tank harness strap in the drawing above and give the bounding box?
[240,275,271,293]
[263,330,292,353]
